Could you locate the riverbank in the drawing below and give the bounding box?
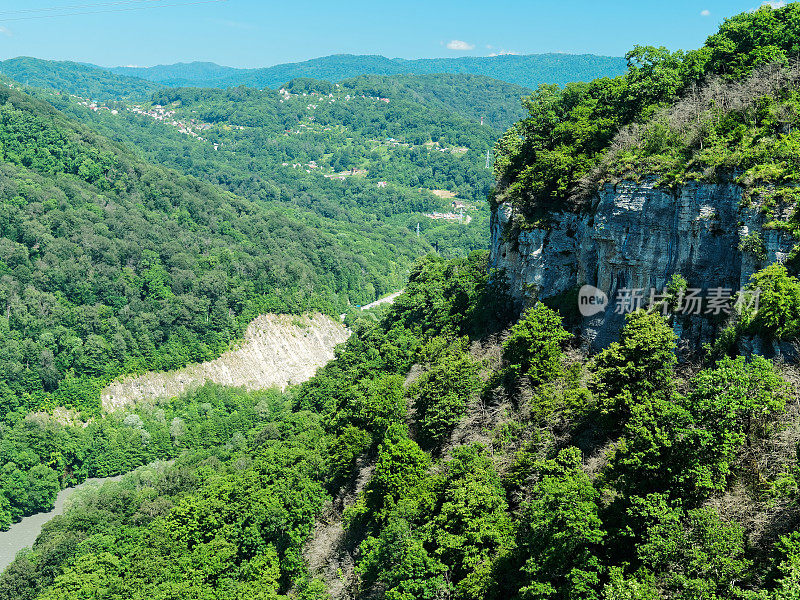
[0,476,122,572]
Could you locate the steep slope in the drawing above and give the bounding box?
[490,179,795,350]
[108,52,628,89]
[7,244,800,599]
[491,2,800,350]
[101,313,350,411]
[0,83,430,417]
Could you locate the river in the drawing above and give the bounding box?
[0,475,122,573]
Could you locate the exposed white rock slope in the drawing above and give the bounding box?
[102,313,350,411]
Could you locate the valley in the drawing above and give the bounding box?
[6,3,800,600]
[27,75,498,263]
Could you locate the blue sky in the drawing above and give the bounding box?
[0,0,789,68]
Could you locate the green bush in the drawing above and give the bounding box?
[411,337,482,448]
[503,304,572,384]
[590,310,676,422]
[746,262,800,339]
[329,426,372,485]
[517,447,605,600]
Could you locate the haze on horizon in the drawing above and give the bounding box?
[0,0,789,70]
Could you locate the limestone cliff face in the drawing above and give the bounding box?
[490,180,795,349]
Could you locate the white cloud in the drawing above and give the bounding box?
[446,39,475,51]
[700,9,711,16]
[489,50,520,57]
[0,26,12,37]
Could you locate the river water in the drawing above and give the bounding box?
[0,476,122,572]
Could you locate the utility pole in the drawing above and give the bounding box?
[416,223,420,238]
[485,149,492,170]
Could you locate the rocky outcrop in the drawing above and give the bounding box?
[101,313,350,411]
[490,180,795,350]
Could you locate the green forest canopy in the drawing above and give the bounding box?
[494,2,800,218]
[6,4,800,599]
[0,83,440,418]
[0,250,799,599]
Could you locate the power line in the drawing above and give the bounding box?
[0,0,227,21]
[0,0,169,16]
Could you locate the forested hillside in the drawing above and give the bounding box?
[0,55,531,432]
[0,72,501,535]
[0,57,160,101]
[3,247,800,599]
[494,2,800,220]
[27,76,496,259]
[331,73,531,130]
[0,83,436,421]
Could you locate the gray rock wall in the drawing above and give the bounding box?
[490,180,795,349]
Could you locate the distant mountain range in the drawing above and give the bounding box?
[0,54,627,100]
[0,56,162,100]
[107,53,628,89]
[0,53,627,115]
